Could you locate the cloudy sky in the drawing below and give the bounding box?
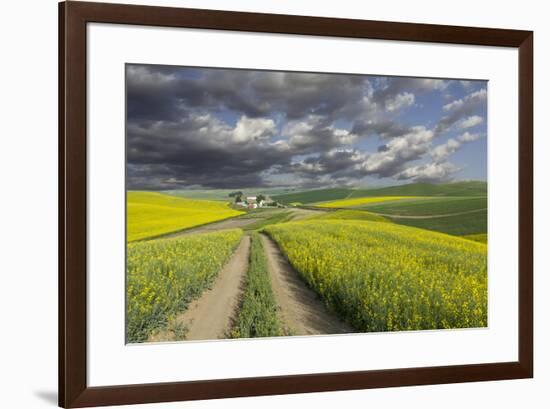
[126,64,487,190]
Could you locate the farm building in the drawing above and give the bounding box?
[241,195,273,209]
[246,196,261,209]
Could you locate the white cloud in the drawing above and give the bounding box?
[283,115,358,151]
[395,161,460,182]
[430,131,483,162]
[232,116,276,143]
[417,78,449,91]
[457,131,482,142]
[431,138,461,162]
[436,88,487,135]
[358,126,434,175]
[290,161,325,174]
[457,115,483,129]
[443,89,487,112]
[385,92,415,112]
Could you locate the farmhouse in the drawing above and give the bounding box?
[246,196,259,209]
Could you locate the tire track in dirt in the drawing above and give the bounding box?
[260,234,353,336]
[149,235,251,342]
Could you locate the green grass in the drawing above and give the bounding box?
[231,233,283,338]
[127,191,243,242]
[349,181,487,198]
[363,196,487,216]
[243,210,292,231]
[391,209,487,236]
[315,196,418,208]
[126,229,243,343]
[265,220,487,332]
[463,233,488,244]
[272,182,486,204]
[310,209,391,223]
[273,188,354,204]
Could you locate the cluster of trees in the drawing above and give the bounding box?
[229,191,244,203]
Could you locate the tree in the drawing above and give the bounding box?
[234,195,242,203]
[229,191,243,198]
[257,194,266,202]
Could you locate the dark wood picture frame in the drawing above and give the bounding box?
[59,1,533,407]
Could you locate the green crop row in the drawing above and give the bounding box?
[231,233,283,338]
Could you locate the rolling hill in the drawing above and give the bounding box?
[273,182,487,205]
[127,191,243,241]
[272,188,354,204]
[349,181,487,198]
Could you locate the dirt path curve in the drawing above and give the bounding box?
[164,217,259,238]
[260,234,353,336]
[287,208,325,221]
[373,207,487,220]
[150,235,251,342]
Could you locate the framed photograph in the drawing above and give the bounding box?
[59,1,533,407]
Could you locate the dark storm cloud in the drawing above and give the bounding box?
[126,64,484,188]
[250,72,367,120]
[126,65,376,188]
[126,112,289,189]
[127,65,367,122]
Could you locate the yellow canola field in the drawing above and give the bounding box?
[265,220,487,332]
[127,229,243,342]
[127,191,243,242]
[316,196,421,208]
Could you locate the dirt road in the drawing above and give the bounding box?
[287,208,325,221]
[163,217,259,238]
[149,235,251,342]
[260,234,353,336]
[162,207,323,240]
